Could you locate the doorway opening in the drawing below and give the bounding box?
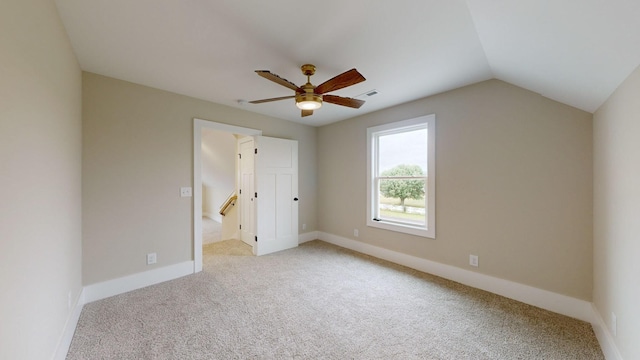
[193,119,261,273]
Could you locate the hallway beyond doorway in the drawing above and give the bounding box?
[202,217,221,245]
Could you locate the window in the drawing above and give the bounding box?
[367,115,435,238]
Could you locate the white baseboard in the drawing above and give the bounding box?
[53,288,85,360]
[298,231,318,244]
[221,230,239,242]
[591,304,624,360]
[318,232,595,323]
[203,212,222,223]
[52,235,621,360]
[54,262,194,359]
[83,261,194,303]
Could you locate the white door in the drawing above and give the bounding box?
[254,136,299,256]
[239,138,255,247]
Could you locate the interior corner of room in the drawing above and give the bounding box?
[2,1,639,359]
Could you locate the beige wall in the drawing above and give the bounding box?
[221,204,239,241]
[82,72,317,285]
[0,0,82,359]
[318,80,593,300]
[593,65,640,360]
[2,1,632,356]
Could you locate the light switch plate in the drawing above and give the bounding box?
[180,187,192,197]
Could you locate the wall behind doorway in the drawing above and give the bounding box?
[82,72,317,286]
[201,128,236,222]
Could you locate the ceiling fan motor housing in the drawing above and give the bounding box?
[296,88,322,110]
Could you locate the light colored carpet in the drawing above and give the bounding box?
[66,240,604,359]
[203,239,253,257]
[202,217,222,245]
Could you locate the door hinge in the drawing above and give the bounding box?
[254,192,258,198]
[238,153,241,159]
[254,148,258,154]
[254,236,258,242]
[239,224,242,230]
[239,189,242,194]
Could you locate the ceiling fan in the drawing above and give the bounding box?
[249,64,366,117]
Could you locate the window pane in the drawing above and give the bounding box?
[378,128,428,175]
[366,114,435,238]
[377,178,426,226]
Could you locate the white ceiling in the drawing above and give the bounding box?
[54,0,640,126]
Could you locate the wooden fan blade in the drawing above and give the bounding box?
[249,95,295,104]
[301,109,313,117]
[323,95,365,109]
[314,69,366,94]
[255,70,300,91]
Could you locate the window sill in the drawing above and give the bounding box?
[367,218,435,238]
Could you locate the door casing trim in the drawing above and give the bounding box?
[193,118,261,272]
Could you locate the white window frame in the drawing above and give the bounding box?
[366,114,436,238]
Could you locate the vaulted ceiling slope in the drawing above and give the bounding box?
[54,0,640,126]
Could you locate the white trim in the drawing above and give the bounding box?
[203,212,222,223]
[53,289,85,360]
[55,235,616,360]
[83,261,194,303]
[213,213,222,222]
[298,231,319,244]
[193,118,261,273]
[591,304,624,360]
[366,115,436,238]
[317,231,595,323]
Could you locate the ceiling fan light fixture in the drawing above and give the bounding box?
[296,93,322,110]
[251,65,365,117]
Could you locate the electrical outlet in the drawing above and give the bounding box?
[611,312,617,336]
[354,229,359,237]
[147,252,157,265]
[469,254,479,267]
[180,187,192,197]
[302,223,307,230]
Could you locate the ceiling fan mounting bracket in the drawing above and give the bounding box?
[300,64,316,76]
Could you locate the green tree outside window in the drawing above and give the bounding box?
[379,164,425,213]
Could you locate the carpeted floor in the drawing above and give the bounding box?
[203,238,253,256]
[66,240,604,359]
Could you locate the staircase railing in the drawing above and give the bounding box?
[219,191,237,216]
